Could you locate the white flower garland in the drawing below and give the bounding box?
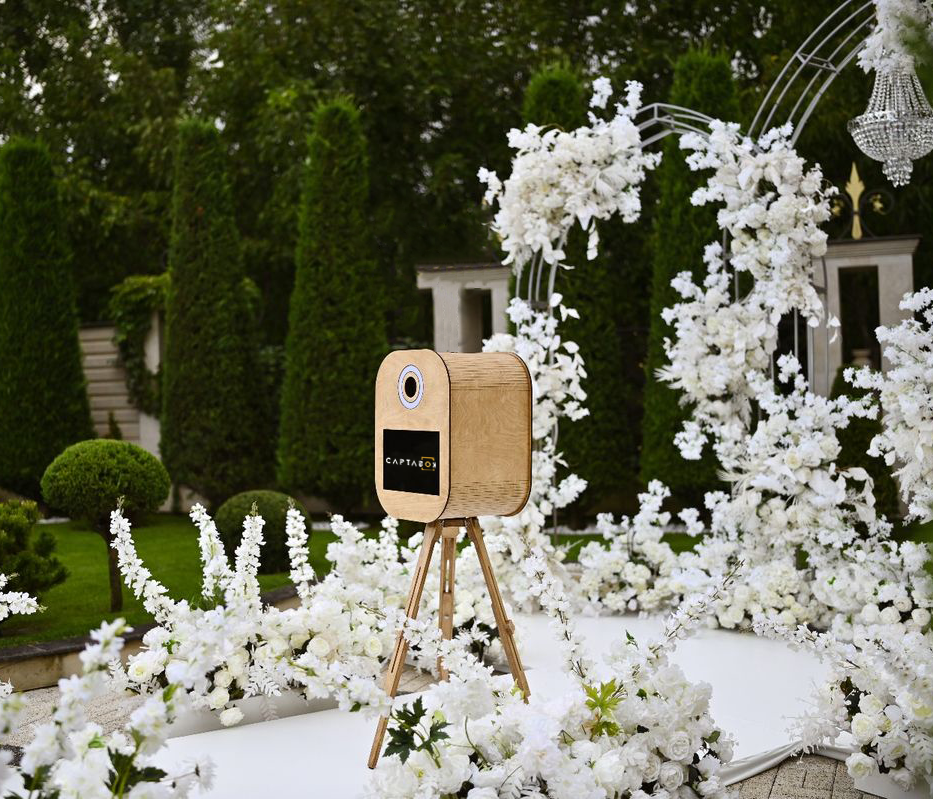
[849,287,933,522]
[858,0,933,74]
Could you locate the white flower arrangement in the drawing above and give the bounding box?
[0,618,214,798]
[478,79,660,274]
[858,0,933,74]
[577,481,693,615]
[659,122,832,471]
[849,287,933,522]
[756,615,933,793]
[111,504,390,726]
[369,536,737,799]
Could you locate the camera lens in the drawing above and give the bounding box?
[398,364,424,409]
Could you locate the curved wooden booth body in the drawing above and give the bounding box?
[374,349,532,523]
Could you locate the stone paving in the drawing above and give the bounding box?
[738,755,880,799]
[6,676,881,799]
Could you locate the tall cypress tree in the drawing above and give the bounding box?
[0,139,93,497]
[639,50,738,507]
[277,97,387,510]
[161,118,271,507]
[523,64,634,515]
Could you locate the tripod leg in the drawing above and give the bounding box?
[368,521,440,769]
[465,517,530,701]
[436,527,457,680]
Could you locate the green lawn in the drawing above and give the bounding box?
[0,513,338,648]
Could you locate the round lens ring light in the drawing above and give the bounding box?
[397,364,424,409]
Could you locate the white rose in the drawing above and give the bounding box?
[860,603,880,624]
[907,693,933,720]
[127,655,157,684]
[226,648,249,678]
[658,762,685,792]
[859,693,884,716]
[213,669,233,689]
[778,609,797,627]
[846,752,878,781]
[911,607,931,627]
[289,632,308,650]
[697,775,723,796]
[219,706,244,727]
[880,606,901,625]
[208,687,230,710]
[893,596,912,613]
[364,636,383,658]
[850,713,877,744]
[663,730,694,761]
[784,450,803,470]
[308,636,332,658]
[642,753,661,783]
[592,751,622,790]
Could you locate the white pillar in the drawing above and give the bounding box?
[810,236,918,395]
[416,264,511,352]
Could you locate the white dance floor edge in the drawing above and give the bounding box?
[155,612,910,798]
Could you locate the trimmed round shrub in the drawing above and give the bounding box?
[41,440,170,529]
[41,440,171,612]
[215,490,307,574]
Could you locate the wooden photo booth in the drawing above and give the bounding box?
[369,350,533,768]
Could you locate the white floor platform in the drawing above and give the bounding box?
[155,612,849,798]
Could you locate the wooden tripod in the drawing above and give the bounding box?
[367,516,530,768]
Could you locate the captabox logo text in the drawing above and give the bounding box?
[385,456,436,471]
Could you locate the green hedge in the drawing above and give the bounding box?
[0,499,67,602]
[160,118,273,508]
[0,138,93,498]
[640,50,738,508]
[830,367,901,524]
[41,439,170,612]
[215,490,308,574]
[277,98,388,510]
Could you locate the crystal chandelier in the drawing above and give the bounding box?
[848,63,933,187]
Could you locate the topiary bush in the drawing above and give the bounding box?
[640,50,738,509]
[161,117,273,509]
[277,97,388,511]
[41,439,171,612]
[0,138,93,498]
[0,499,67,605]
[215,490,308,574]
